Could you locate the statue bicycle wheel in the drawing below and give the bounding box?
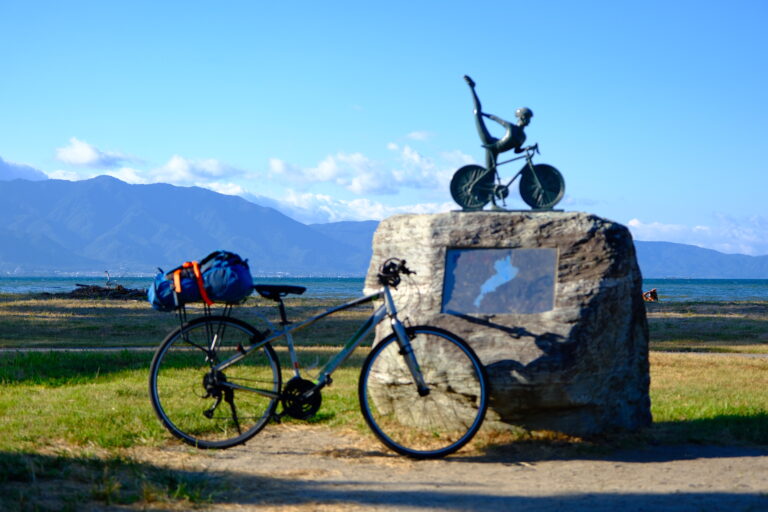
[519,163,565,210]
[450,165,494,210]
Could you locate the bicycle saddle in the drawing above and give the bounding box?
[253,284,306,301]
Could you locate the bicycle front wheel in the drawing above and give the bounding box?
[519,163,565,209]
[149,315,281,449]
[359,326,488,458]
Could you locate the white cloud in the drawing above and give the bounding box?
[56,137,129,168]
[407,131,432,141]
[269,153,396,195]
[268,189,454,223]
[206,182,246,196]
[0,156,48,181]
[389,144,457,191]
[268,158,299,175]
[628,216,768,256]
[46,151,248,198]
[47,169,89,181]
[106,167,148,184]
[261,146,478,202]
[150,155,244,185]
[439,149,475,165]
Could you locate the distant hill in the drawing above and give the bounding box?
[310,220,378,254]
[634,241,768,279]
[0,177,368,275]
[1,176,766,278]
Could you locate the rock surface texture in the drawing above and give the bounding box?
[364,211,651,436]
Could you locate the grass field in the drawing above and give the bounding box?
[0,293,373,348]
[646,301,768,353]
[0,295,767,509]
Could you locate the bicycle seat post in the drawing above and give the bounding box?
[276,297,290,326]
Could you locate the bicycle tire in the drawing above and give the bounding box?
[450,165,494,210]
[519,163,565,209]
[358,326,488,459]
[149,315,281,449]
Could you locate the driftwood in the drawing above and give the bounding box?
[47,284,147,300]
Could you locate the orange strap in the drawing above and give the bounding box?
[172,268,183,293]
[172,261,214,306]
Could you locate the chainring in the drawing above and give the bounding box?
[281,377,322,420]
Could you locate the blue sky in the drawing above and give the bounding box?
[1,1,767,254]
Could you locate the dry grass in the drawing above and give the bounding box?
[646,301,768,353]
[0,294,373,348]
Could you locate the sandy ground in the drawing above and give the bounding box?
[131,424,768,512]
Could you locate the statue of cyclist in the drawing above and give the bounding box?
[464,75,535,196]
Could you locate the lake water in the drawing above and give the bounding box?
[642,279,768,302]
[0,276,366,299]
[2,276,767,303]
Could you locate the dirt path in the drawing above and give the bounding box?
[132,425,768,511]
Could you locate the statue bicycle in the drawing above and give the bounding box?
[450,143,564,210]
[451,75,565,211]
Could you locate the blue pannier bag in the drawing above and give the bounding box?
[147,250,253,311]
[147,271,200,312]
[199,250,254,303]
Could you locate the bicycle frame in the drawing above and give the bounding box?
[207,284,413,399]
[493,147,536,189]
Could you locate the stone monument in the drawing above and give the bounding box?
[364,211,651,436]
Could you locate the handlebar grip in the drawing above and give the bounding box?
[377,258,415,287]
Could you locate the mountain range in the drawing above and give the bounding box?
[1,176,767,279]
[0,176,370,275]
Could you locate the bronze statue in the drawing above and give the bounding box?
[451,75,564,211]
[465,75,532,176]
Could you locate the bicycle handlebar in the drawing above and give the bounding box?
[377,258,414,287]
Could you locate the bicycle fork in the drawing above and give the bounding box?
[384,287,430,397]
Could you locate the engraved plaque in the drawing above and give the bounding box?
[442,248,557,315]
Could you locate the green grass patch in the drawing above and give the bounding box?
[649,352,768,444]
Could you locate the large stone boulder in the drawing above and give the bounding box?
[364,211,651,436]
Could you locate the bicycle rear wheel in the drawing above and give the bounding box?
[149,315,281,449]
[359,326,488,458]
[450,165,494,210]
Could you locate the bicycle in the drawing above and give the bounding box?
[450,144,565,211]
[149,258,489,459]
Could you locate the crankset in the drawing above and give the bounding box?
[281,377,322,420]
[493,184,509,206]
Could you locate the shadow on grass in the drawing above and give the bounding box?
[0,350,155,385]
[459,414,768,464]
[0,450,220,510]
[650,412,768,447]
[1,447,766,512]
[0,345,367,387]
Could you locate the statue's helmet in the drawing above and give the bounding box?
[515,107,533,120]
